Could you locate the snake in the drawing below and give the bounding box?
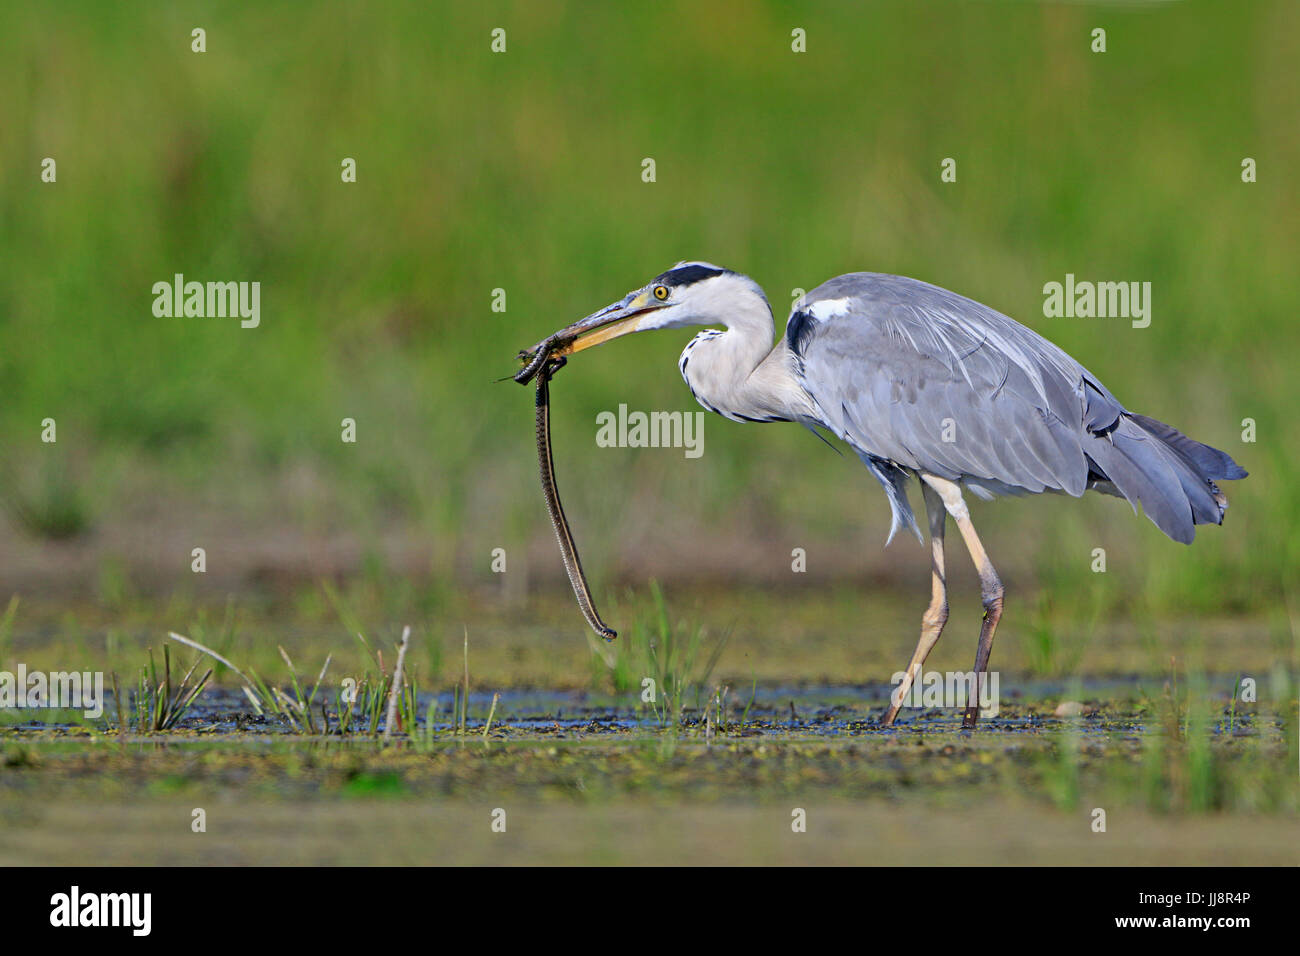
[526,350,617,642]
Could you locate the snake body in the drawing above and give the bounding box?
[533,360,617,642]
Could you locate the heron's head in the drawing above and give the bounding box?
[519,262,768,371]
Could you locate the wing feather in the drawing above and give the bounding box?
[798,274,1095,497]
[790,273,1245,543]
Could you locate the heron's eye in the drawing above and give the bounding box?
[653,285,669,301]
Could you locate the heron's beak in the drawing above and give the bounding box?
[525,290,663,358]
[558,289,668,354]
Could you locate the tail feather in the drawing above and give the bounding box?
[1085,414,1246,543]
[1128,413,1248,480]
[1124,426,1223,526]
[1087,420,1194,543]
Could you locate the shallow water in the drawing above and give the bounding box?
[1,674,1264,740]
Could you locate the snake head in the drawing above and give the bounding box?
[514,342,568,385]
[513,341,552,385]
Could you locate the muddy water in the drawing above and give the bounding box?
[1,675,1264,739]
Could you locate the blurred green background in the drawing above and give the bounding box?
[0,1,1295,683]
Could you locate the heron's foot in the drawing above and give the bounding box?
[961,705,980,729]
[881,700,903,727]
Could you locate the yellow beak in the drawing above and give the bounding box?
[558,312,644,355]
[518,289,663,375]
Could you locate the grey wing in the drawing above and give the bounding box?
[789,273,1232,545]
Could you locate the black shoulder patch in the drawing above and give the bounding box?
[786,308,817,357]
[656,264,726,288]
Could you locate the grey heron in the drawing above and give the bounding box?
[519,262,1247,728]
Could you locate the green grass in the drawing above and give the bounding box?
[587,580,730,726]
[4,797,1298,866]
[0,1,1295,620]
[1,0,1295,869]
[3,696,1295,818]
[118,643,212,732]
[7,605,1292,823]
[0,577,1292,703]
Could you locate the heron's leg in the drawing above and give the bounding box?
[882,483,948,727]
[920,475,1004,729]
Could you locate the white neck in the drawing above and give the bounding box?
[675,289,807,423]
